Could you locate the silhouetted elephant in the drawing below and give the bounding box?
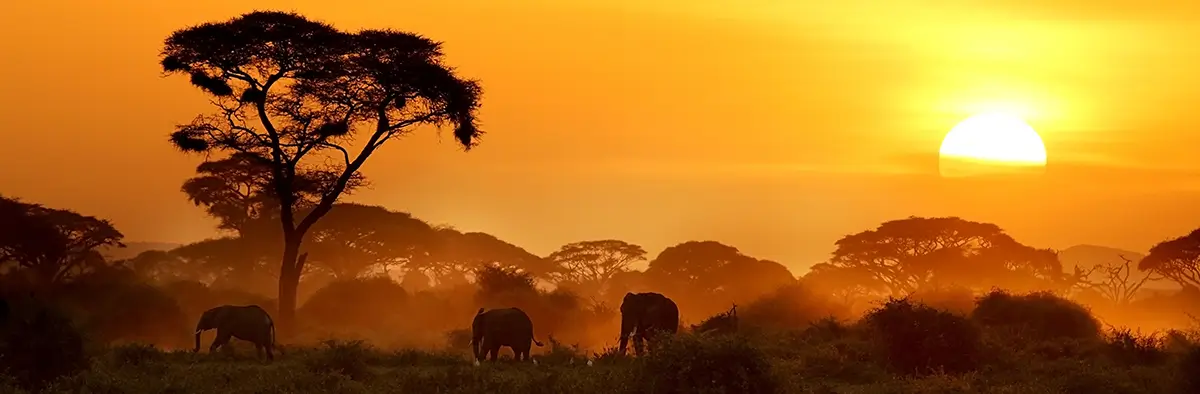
[194,305,276,360]
[618,292,680,356]
[470,307,544,362]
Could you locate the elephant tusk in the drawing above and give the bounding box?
[532,359,538,365]
[473,359,480,367]
[194,329,202,335]
[587,360,594,367]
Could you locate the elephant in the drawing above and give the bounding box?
[618,292,680,356]
[0,296,8,325]
[194,304,276,360]
[470,307,544,362]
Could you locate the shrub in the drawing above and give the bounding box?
[0,296,90,392]
[640,333,777,394]
[304,339,374,382]
[971,290,1101,342]
[691,304,739,335]
[1105,328,1167,366]
[107,343,165,367]
[860,297,981,375]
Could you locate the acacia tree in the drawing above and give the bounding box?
[829,216,1063,294]
[1078,255,1161,304]
[304,203,436,279]
[161,11,483,331]
[547,240,647,296]
[1140,228,1200,290]
[0,196,125,286]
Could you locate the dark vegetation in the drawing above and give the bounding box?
[4,9,1200,394]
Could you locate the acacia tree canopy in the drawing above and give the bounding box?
[0,195,125,286]
[828,216,1064,294]
[548,240,647,295]
[1140,228,1200,290]
[161,10,484,330]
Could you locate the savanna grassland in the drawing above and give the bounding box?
[8,9,1200,394]
[3,287,1200,394]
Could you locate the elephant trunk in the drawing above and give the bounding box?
[618,312,635,356]
[194,329,202,353]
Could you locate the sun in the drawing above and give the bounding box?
[938,112,1047,177]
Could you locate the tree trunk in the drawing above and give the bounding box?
[276,236,304,338]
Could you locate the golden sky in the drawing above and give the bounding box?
[3,0,1200,271]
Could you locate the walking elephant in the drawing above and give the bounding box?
[618,292,680,356]
[470,307,544,362]
[194,304,276,360]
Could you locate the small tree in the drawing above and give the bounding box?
[1080,255,1161,304]
[160,11,483,332]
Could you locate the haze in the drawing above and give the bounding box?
[4,0,1200,270]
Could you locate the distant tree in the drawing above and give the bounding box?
[1078,255,1161,304]
[304,203,436,279]
[424,229,555,283]
[1140,228,1200,290]
[161,11,483,330]
[799,262,886,306]
[828,216,1065,294]
[645,241,793,300]
[180,152,358,237]
[547,240,646,296]
[0,196,124,286]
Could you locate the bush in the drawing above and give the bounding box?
[304,339,374,382]
[971,290,1101,342]
[0,296,90,392]
[908,286,976,315]
[860,297,980,375]
[640,333,777,394]
[1105,328,1168,366]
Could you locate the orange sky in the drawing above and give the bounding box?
[3,1,1200,271]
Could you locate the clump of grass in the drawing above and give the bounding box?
[303,339,375,382]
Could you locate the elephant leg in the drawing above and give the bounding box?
[256,343,264,359]
[210,330,233,354]
[488,344,500,362]
[265,342,275,361]
[633,333,646,356]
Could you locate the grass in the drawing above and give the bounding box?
[1,331,1191,394]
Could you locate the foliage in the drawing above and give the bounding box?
[860,297,981,375]
[691,304,739,335]
[0,296,90,392]
[547,240,646,297]
[971,289,1101,342]
[639,333,777,394]
[161,10,485,328]
[1077,255,1161,304]
[1140,227,1200,290]
[0,195,125,286]
[829,216,1065,295]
